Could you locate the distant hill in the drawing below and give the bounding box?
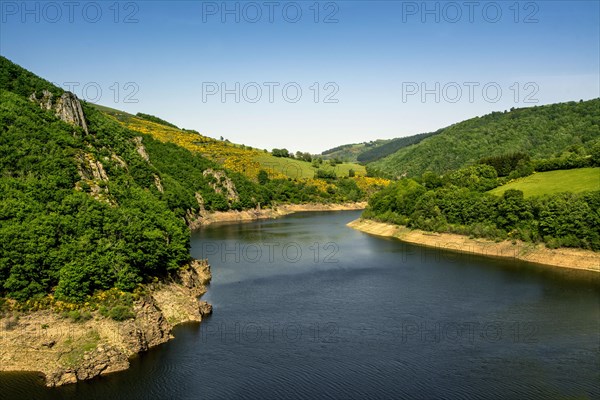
[368,100,600,177]
[321,132,441,164]
[321,140,391,162]
[356,131,440,163]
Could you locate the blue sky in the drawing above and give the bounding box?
[1,1,599,153]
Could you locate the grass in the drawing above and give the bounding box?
[254,154,366,179]
[489,168,600,198]
[60,330,100,368]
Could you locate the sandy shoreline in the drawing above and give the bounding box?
[347,218,600,272]
[189,202,367,228]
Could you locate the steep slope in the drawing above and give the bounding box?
[0,57,239,302]
[369,100,600,177]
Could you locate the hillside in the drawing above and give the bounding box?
[93,104,369,181]
[356,131,440,163]
[0,56,386,304]
[488,168,600,198]
[368,100,600,178]
[320,140,390,162]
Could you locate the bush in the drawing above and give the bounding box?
[108,305,135,321]
[65,309,92,322]
[316,169,337,180]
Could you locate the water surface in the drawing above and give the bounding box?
[2,211,599,399]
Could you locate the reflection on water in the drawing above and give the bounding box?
[2,211,599,399]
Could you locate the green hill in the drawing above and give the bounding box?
[369,100,600,178]
[0,56,371,303]
[489,168,600,198]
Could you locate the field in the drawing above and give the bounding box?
[254,154,365,179]
[489,168,599,197]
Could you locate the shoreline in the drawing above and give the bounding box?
[347,218,600,273]
[0,260,212,387]
[189,201,367,229]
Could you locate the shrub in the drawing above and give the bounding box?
[108,305,135,321]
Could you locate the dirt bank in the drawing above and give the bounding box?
[0,260,212,387]
[347,219,600,272]
[189,202,367,228]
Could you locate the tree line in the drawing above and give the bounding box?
[364,165,600,250]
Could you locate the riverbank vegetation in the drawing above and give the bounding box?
[363,163,600,251]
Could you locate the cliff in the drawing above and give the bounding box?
[30,90,89,134]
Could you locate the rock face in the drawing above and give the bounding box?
[133,136,150,162]
[75,153,113,204]
[47,345,129,387]
[30,90,89,134]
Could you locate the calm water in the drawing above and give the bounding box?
[2,211,599,400]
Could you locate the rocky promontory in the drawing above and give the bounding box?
[0,259,212,387]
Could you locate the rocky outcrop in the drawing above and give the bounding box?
[151,259,212,325]
[203,169,239,203]
[109,153,128,169]
[48,345,129,387]
[154,174,164,193]
[0,259,212,387]
[30,90,89,134]
[133,136,150,162]
[75,152,113,204]
[77,153,109,182]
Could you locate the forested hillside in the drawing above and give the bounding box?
[356,131,439,163]
[320,139,391,162]
[368,100,600,177]
[319,131,439,164]
[0,57,381,303]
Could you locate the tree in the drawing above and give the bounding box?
[272,148,290,158]
[590,142,600,166]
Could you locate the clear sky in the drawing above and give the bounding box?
[1,1,599,153]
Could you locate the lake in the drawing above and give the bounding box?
[2,211,599,399]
